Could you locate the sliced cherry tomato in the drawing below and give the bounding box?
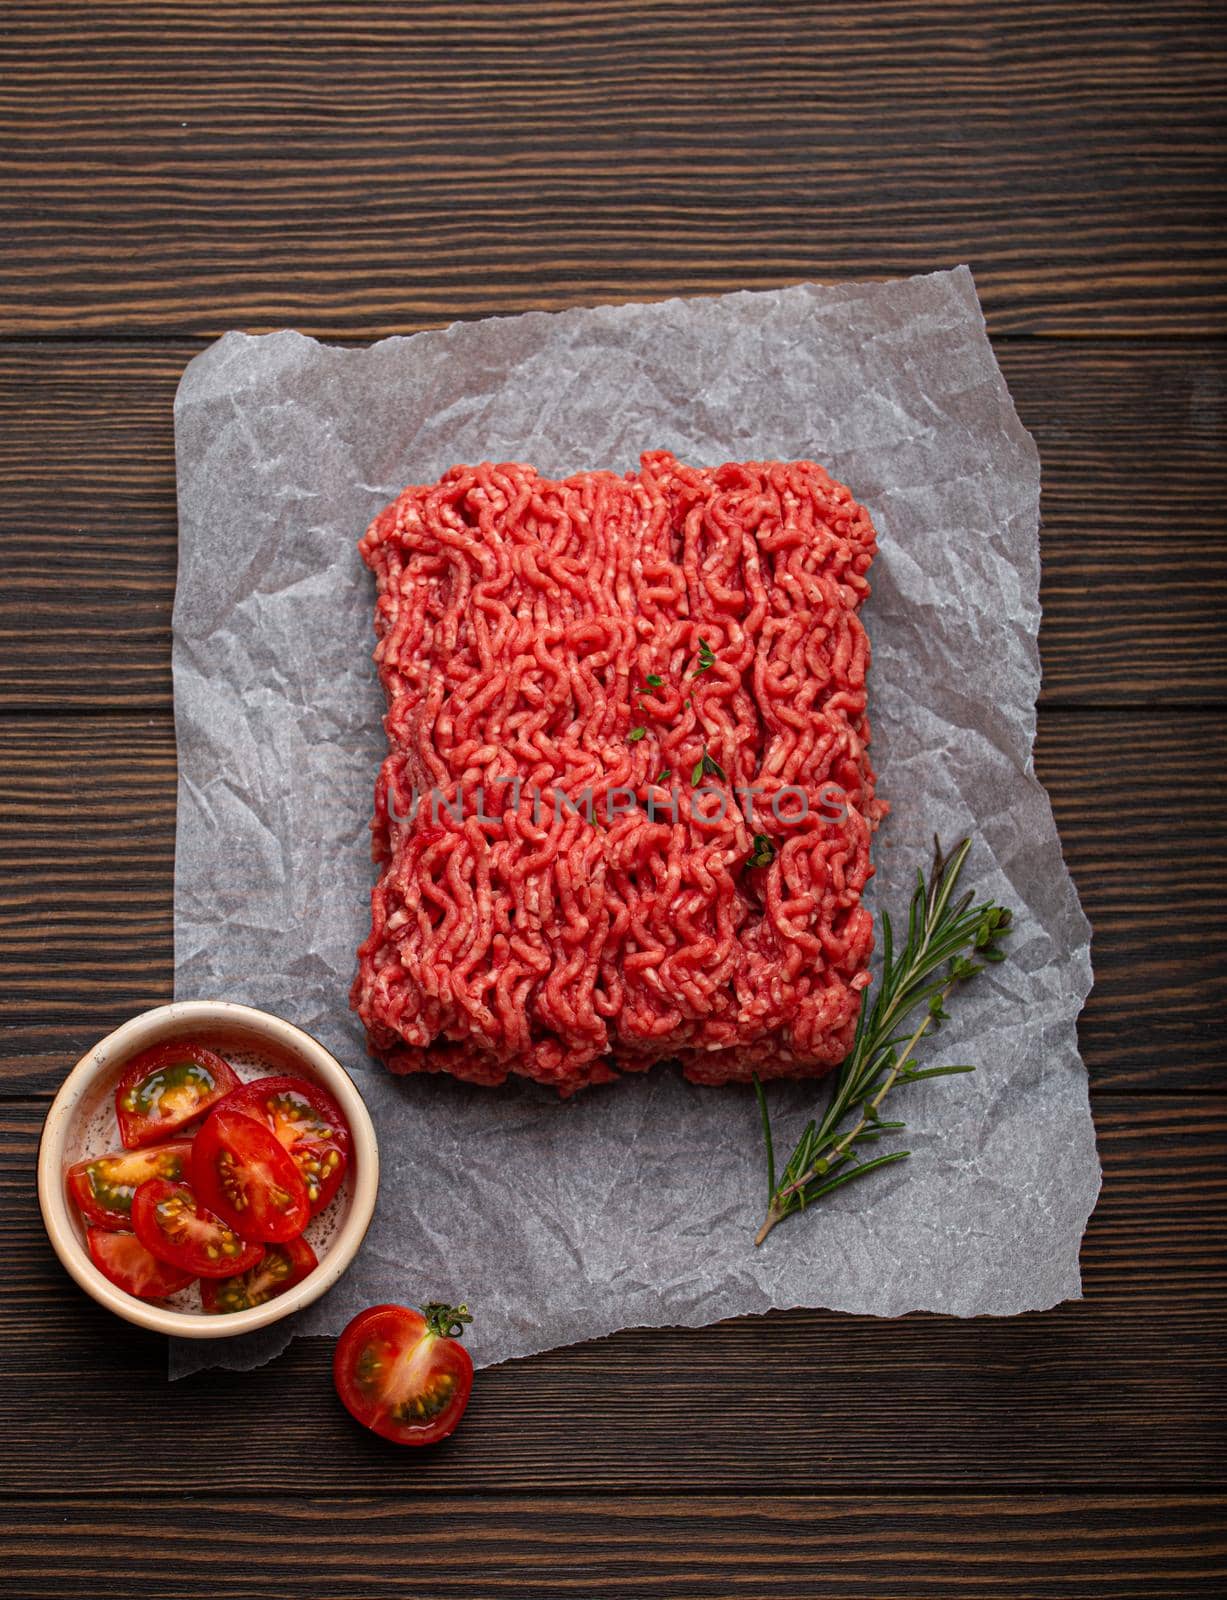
[200,1234,318,1314]
[131,1176,264,1279]
[87,1226,195,1301]
[288,1138,348,1214]
[67,1141,193,1229]
[333,1302,474,1446]
[191,1109,311,1243]
[213,1075,351,1214]
[115,1041,240,1149]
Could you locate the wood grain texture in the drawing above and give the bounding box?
[2,709,1223,1093]
[2,1095,1223,1494]
[1,1494,1224,1598]
[1,3,1224,338]
[1,340,1225,710]
[3,1,1226,1589]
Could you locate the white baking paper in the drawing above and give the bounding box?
[169,268,1097,1378]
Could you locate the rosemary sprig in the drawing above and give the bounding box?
[752,836,1012,1246]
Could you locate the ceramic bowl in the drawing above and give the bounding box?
[38,1000,378,1338]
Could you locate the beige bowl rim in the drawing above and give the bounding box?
[37,1000,379,1339]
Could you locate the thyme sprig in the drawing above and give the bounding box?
[752,837,1012,1246]
[692,638,716,675]
[691,744,725,786]
[748,833,776,868]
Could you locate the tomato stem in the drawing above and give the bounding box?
[422,1301,473,1340]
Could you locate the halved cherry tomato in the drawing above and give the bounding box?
[191,1109,311,1243]
[213,1074,350,1214]
[131,1176,264,1279]
[333,1302,474,1446]
[67,1141,193,1229]
[87,1227,195,1301]
[115,1042,240,1149]
[200,1234,318,1314]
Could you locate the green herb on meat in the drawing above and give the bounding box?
[748,834,776,868]
[690,745,726,787]
[691,637,716,675]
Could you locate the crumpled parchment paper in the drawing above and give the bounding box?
[169,267,1097,1378]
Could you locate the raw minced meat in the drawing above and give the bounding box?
[352,450,884,1095]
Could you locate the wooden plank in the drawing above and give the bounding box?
[0,3,1223,338]
[1,709,1222,1094]
[0,1494,1223,1598]
[2,1095,1223,1495]
[0,340,1224,711]
[0,717,175,1089]
[1033,710,1227,1092]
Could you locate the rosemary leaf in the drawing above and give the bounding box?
[899,1063,976,1082]
[796,1149,912,1204]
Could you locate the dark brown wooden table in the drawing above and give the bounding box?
[2,4,1224,1595]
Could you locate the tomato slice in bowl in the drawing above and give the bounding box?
[289,1139,348,1215]
[67,1141,193,1229]
[115,1042,239,1149]
[131,1176,264,1278]
[87,1227,195,1301]
[334,1303,474,1446]
[192,1109,311,1243]
[214,1075,351,1214]
[200,1234,318,1314]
